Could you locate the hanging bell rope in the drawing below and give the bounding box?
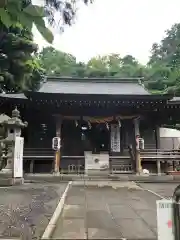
[106,122,109,130]
[75,120,78,127]
[88,121,91,129]
[118,119,121,128]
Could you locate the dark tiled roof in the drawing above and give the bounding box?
[38,77,150,95]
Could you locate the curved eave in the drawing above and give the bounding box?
[0,93,27,100]
[168,97,180,105]
[25,91,173,102]
[168,102,180,105]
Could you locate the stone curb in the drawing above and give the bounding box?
[41,181,72,239]
[23,174,180,184]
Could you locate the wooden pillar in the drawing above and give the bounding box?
[155,126,161,175]
[133,117,141,174]
[54,116,62,173]
[155,125,160,149]
[30,160,34,173]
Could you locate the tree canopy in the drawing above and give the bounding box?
[2,3,180,95]
[37,23,180,96]
[145,23,180,95]
[0,0,92,93]
[0,22,43,93]
[0,0,93,43]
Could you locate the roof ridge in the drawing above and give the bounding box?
[45,76,144,83]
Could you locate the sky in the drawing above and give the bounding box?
[33,0,180,64]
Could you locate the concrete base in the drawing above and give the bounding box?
[12,177,24,185]
[85,169,109,177]
[0,178,13,186]
[0,172,12,179]
[53,172,61,176]
[0,176,24,186]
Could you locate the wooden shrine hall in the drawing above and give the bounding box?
[0,76,180,175]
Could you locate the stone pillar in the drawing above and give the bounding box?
[133,117,141,174]
[54,116,61,173]
[155,126,161,175]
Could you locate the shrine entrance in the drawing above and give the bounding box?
[81,123,110,153]
[60,117,136,174]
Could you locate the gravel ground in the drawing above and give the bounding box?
[139,183,180,198]
[52,183,159,239]
[0,182,67,240]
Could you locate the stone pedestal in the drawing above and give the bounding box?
[0,108,27,185]
[1,147,13,174]
[12,177,24,185]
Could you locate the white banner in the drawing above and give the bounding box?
[156,199,174,240]
[13,137,24,178]
[110,124,120,152]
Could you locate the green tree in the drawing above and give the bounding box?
[85,54,145,78]
[86,56,109,77]
[147,23,180,95]
[39,23,180,97]
[39,49,146,79]
[38,47,78,75]
[0,0,93,43]
[144,65,171,92]
[0,22,43,93]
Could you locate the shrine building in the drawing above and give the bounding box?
[0,76,179,174]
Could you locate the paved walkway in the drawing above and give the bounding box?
[0,183,67,240]
[139,182,180,198]
[52,182,159,239]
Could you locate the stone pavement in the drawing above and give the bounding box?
[139,182,180,199]
[52,181,159,239]
[0,183,67,240]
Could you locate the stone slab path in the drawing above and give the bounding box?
[52,182,159,239]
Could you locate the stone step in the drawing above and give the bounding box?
[24,173,180,183]
[0,178,13,186]
[0,238,20,240]
[0,175,24,186]
[0,173,12,179]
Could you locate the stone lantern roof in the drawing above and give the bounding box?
[0,114,10,124]
[1,107,28,128]
[12,107,20,118]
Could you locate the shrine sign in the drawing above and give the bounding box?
[156,199,174,240]
[13,137,24,178]
[110,124,120,152]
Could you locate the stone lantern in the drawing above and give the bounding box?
[0,107,28,174]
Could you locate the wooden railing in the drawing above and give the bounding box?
[140,149,180,174]
[23,148,54,159]
[22,148,180,174]
[140,149,180,161]
[23,148,85,173]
